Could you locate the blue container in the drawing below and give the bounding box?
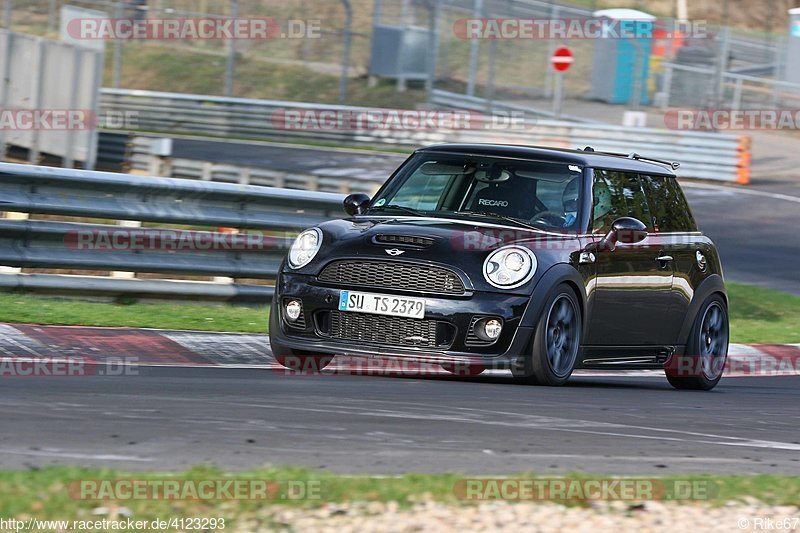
[589,9,655,106]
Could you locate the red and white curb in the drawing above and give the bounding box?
[0,323,798,378]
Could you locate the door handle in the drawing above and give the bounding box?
[656,255,673,265]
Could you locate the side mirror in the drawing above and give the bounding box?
[343,193,371,216]
[593,217,648,251]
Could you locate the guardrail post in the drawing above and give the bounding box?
[111,220,141,279]
[213,227,238,285]
[201,161,213,181]
[0,210,25,274]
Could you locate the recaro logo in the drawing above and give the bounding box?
[478,199,509,207]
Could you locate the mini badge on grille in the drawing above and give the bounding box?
[403,335,427,344]
[385,248,405,256]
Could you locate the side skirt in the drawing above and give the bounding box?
[577,345,680,370]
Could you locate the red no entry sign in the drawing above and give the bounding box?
[551,46,574,72]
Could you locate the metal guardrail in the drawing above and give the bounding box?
[101,88,751,184]
[429,90,601,124]
[128,137,383,195]
[101,88,399,146]
[0,162,345,303]
[431,90,750,184]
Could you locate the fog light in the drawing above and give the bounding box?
[483,319,503,340]
[285,300,302,322]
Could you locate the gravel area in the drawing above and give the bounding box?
[236,500,800,532]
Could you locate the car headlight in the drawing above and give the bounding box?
[483,246,536,289]
[288,228,322,269]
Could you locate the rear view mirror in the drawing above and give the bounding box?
[611,217,648,244]
[590,217,647,252]
[343,193,371,216]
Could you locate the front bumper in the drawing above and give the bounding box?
[270,272,535,368]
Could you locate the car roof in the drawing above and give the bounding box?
[417,143,678,176]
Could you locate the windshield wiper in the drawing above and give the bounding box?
[453,210,540,231]
[368,204,427,216]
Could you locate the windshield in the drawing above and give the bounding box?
[370,153,584,231]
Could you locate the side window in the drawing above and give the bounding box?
[592,170,653,233]
[640,174,698,232]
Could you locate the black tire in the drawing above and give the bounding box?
[270,341,333,373]
[512,284,582,386]
[665,294,729,391]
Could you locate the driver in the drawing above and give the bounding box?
[562,177,579,228]
[592,179,615,232]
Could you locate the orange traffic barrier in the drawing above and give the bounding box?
[736,135,751,185]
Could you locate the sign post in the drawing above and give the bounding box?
[550,46,573,119]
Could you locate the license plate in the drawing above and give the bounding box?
[338,290,425,319]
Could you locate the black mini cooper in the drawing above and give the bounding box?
[270,144,729,390]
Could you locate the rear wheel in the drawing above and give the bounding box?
[666,294,729,391]
[512,284,581,386]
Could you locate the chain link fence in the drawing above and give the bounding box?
[2,0,796,110]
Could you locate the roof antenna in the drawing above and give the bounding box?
[582,146,595,152]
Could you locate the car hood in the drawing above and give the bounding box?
[297,216,582,293]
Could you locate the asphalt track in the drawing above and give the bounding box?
[2,367,800,475]
[171,137,800,295]
[1,324,799,475]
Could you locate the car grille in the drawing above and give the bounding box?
[318,260,465,295]
[320,311,455,348]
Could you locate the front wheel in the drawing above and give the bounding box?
[665,294,729,391]
[512,284,582,386]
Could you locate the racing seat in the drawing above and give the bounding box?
[471,177,537,219]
